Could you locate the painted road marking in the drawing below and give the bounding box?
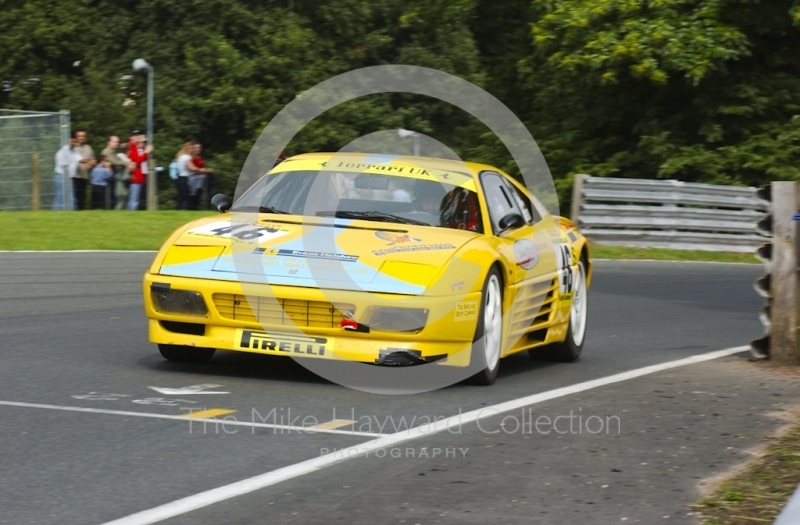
[132,398,196,406]
[71,393,130,401]
[148,384,230,395]
[99,345,749,525]
[309,419,358,431]
[0,401,381,438]
[180,408,237,419]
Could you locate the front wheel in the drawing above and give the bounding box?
[158,344,216,363]
[468,268,503,385]
[532,259,588,363]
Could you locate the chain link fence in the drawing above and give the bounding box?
[0,109,69,210]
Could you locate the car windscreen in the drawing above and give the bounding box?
[232,170,483,232]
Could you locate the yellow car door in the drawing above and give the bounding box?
[478,171,558,355]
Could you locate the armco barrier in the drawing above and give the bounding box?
[571,175,767,252]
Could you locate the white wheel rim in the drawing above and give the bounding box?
[570,262,587,346]
[483,275,502,370]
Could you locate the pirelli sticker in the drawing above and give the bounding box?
[455,301,478,322]
[237,330,331,358]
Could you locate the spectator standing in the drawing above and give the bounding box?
[90,156,114,209]
[174,142,194,210]
[73,129,96,210]
[127,130,152,211]
[114,151,132,210]
[189,142,214,210]
[100,135,129,209]
[53,134,80,210]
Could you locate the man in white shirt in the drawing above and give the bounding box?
[53,135,81,210]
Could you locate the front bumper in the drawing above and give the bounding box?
[144,273,481,367]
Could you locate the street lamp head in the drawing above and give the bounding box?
[398,128,418,138]
[132,58,150,71]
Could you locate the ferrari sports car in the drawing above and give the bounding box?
[143,153,591,385]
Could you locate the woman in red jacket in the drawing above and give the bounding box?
[127,130,152,211]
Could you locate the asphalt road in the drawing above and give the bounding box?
[2,253,796,525]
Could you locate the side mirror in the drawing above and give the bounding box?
[498,212,525,231]
[210,193,232,213]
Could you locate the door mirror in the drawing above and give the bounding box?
[210,193,232,213]
[498,212,525,231]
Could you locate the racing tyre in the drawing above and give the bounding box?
[468,268,503,385]
[533,259,588,363]
[158,344,216,363]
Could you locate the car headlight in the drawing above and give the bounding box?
[151,283,208,316]
[368,307,428,333]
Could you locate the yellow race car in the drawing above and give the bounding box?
[143,153,591,385]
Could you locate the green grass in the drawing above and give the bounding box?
[0,212,763,262]
[697,423,800,524]
[0,211,213,250]
[590,244,759,264]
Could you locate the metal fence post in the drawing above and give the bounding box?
[570,174,586,223]
[147,157,157,210]
[59,110,71,211]
[202,174,209,210]
[31,153,40,210]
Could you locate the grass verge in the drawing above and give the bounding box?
[590,244,759,264]
[0,211,212,250]
[0,211,763,261]
[696,422,800,524]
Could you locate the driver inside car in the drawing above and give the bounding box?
[411,179,446,214]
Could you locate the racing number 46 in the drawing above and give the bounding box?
[210,224,283,240]
[556,245,574,294]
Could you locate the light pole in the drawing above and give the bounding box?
[133,58,156,210]
[398,129,420,157]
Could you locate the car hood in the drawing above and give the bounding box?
[157,215,480,294]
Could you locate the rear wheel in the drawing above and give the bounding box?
[158,344,216,363]
[532,259,588,363]
[468,268,503,385]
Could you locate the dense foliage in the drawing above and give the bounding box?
[2,0,798,209]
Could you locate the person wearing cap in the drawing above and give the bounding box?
[126,130,152,211]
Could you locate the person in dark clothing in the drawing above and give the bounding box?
[72,129,96,210]
[90,156,114,209]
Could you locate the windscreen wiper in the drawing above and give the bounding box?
[230,205,292,214]
[316,210,429,226]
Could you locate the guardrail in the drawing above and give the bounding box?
[571,175,768,252]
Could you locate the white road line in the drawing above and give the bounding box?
[0,401,380,438]
[100,345,748,525]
